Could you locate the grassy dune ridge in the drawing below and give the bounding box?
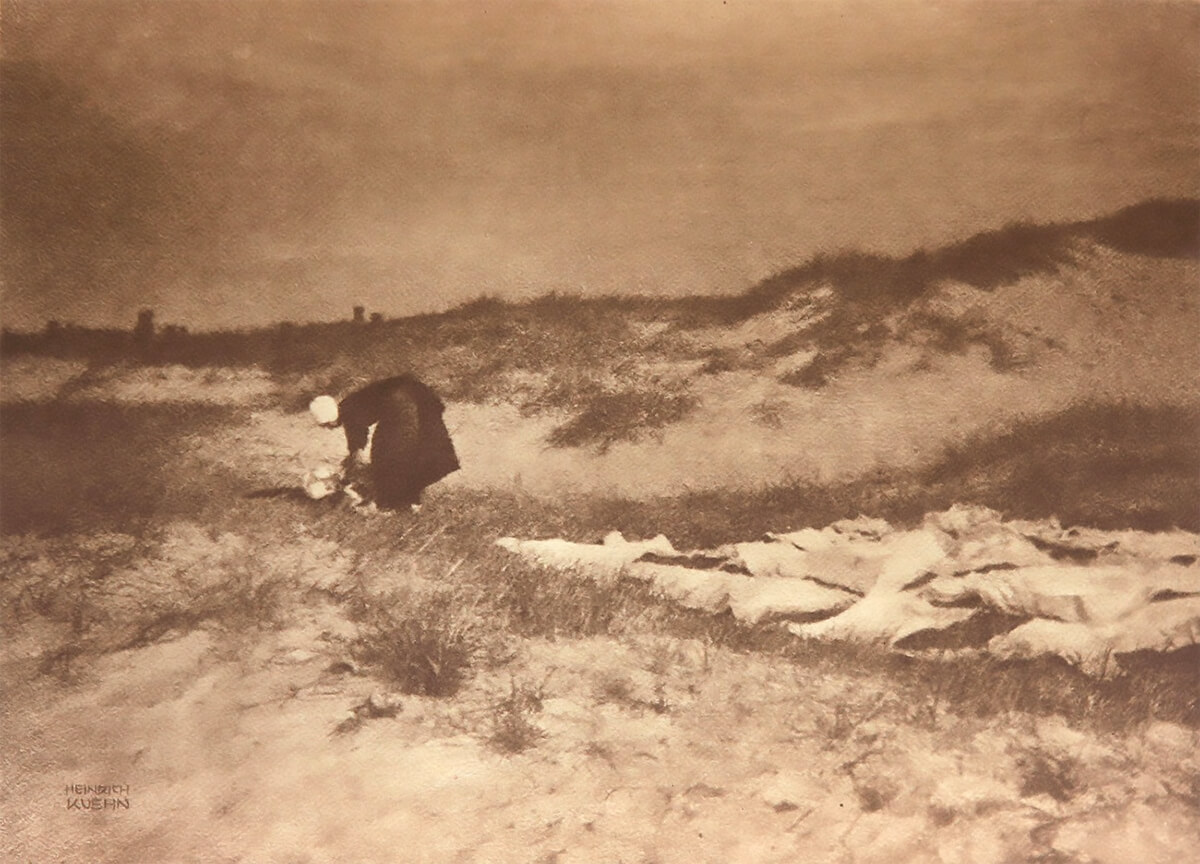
[2,197,1198,534]
[5,197,1196,386]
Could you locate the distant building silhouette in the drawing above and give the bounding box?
[134,309,155,347]
[370,312,384,324]
[353,305,365,324]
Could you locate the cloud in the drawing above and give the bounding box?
[3,0,1196,329]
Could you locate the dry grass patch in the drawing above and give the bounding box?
[3,525,296,678]
[544,382,700,453]
[486,678,549,754]
[347,586,499,698]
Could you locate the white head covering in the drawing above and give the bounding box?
[309,395,339,426]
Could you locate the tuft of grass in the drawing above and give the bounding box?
[812,695,890,747]
[487,678,547,754]
[595,674,636,705]
[490,556,661,639]
[348,588,492,697]
[594,674,670,715]
[900,310,1030,372]
[545,384,699,452]
[517,368,608,416]
[777,349,853,389]
[1013,746,1081,802]
[750,398,786,428]
[698,347,741,375]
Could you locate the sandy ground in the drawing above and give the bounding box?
[4,585,1197,864]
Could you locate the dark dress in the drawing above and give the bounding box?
[336,375,460,508]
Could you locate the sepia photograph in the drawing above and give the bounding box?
[2,1,1198,861]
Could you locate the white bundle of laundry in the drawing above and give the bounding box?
[496,505,1200,676]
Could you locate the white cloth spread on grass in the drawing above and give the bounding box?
[496,505,1200,676]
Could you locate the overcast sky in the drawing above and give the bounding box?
[3,0,1197,330]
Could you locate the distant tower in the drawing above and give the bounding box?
[352,305,365,324]
[133,309,155,347]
